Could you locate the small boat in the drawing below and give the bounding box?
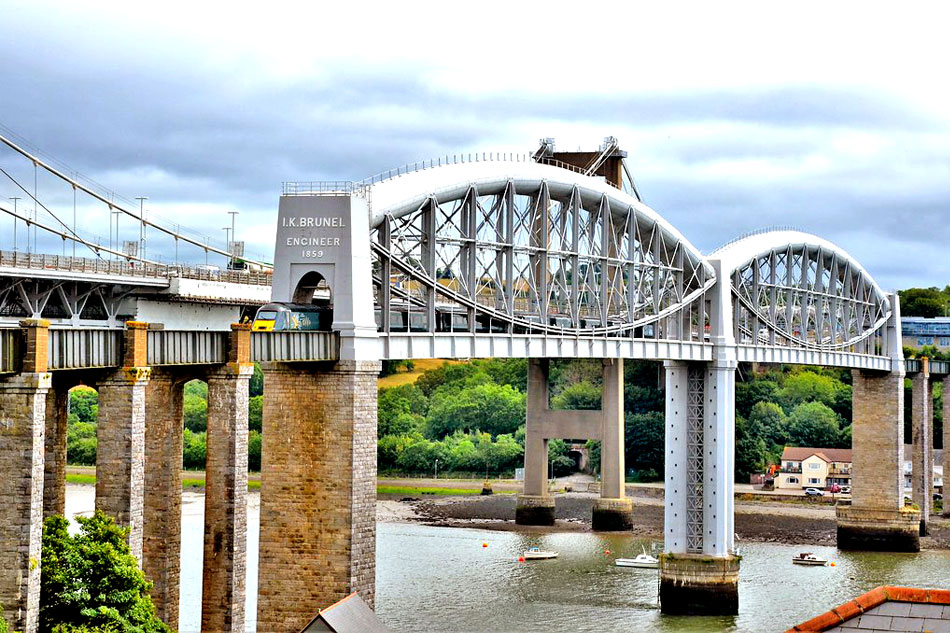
[615,553,659,569]
[523,547,558,560]
[792,552,828,566]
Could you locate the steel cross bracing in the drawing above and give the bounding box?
[685,364,705,553]
[370,180,714,340]
[729,244,890,354]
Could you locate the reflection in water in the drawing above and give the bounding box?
[64,486,950,633]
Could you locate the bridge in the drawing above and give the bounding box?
[0,135,945,632]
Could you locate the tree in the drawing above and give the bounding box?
[69,387,98,424]
[735,378,778,419]
[774,371,840,413]
[476,358,527,392]
[248,430,262,472]
[249,363,264,398]
[182,430,206,469]
[415,362,491,397]
[40,512,169,633]
[66,419,98,466]
[625,412,665,476]
[787,402,846,448]
[427,382,525,438]
[551,381,601,410]
[248,395,263,433]
[183,393,208,433]
[747,401,790,448]
[378,384,428,436]
[735,415,769,481]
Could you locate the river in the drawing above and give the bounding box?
[64,485,950,632]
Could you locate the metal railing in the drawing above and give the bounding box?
[0,329,18,373]
[47,329,122,370]
[0,250,273,286]
[250,331,339,362]
[147,330,229,366]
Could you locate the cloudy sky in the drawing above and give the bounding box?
[1,1,949,289]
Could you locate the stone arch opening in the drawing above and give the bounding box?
[292,271,332,306]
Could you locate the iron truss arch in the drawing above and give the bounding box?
[712,230,891,354]
[367,161,714,340]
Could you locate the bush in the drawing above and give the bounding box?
[183,393,207,433]
[248,395,263,433]
[182,430,206,469]
[41,512,170,633]
[66,420,98,466]
[427,382,525,438]
[248,430,262,472]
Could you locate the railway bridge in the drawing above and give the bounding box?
[0,135,944,632]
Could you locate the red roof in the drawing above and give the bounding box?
[780,446,852,463]
[786,586,950,632]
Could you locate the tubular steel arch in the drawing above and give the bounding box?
[713,230,891,354]
[367,161,714,340]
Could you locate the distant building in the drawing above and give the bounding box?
[901,316,950,349]
[775,447,852,490]
[902,446,943,492]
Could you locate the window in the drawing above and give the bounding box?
[809,478,821,485]
[808,462,821,470]
[919,336,934,345]
[940,337,950,347]
[787,477,799,484]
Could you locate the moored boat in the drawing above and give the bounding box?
[792,552,828,566]
[615,553,659,569]
[523,547,558,560]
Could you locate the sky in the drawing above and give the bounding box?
[1,1,949,289]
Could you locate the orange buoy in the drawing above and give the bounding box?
[604,549,611,555]
[830,562,836,567]
[482,542,488,548]
[518,556,525,562]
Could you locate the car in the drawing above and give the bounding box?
[840,486,851,494]
[804,488,825,497]
[935,493,943,502]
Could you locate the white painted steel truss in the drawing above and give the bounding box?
[722,237,891,356]
[371,177,714,341]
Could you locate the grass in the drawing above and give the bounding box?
[66,473,96,486]
[377,358,461,388]
[378,485,488,496]
[68,473,261,491]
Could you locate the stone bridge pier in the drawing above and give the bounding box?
[515,357,632,530]
[837,296,920,551]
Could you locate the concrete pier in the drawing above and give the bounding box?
[42,375,69,518]
[516,358,632,530]
[658,553,740,615]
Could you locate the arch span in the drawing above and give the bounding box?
[711,230,891,354]
[368,160,714,339]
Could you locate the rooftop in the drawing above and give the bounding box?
[781,447,853,464]
[786,586,950,632]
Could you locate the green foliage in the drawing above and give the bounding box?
[182,429,206,470]
[747,401,789,448]
[585,439,601,474]
[0,602,7,633]
[248,395,263,433]
[475,358,527,392]
[623,361,664,414]
[735,415,769,480]
[249,363,264,397]
[625,412,665,475]
[40,512,170,633]
[69,387,98,424]
[547,439,575,477]
[183,379,207,399]
[67,419,98,466]
[415,362,491,397]
[378,384,428,436]
[787,401,847,448]
[899,287,950,317]
[427,382,525,438]
[736,378,778,419]
[248,430,262,472]
[551,380,601,410]
[183,393,207,433]
[379,430,523,476]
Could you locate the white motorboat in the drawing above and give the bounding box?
[615,553,659,569]
[522,547,558,560]
[792,552,828,566]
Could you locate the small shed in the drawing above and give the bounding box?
[300,593,390,633]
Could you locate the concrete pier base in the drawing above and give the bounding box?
[515,494,556,526]
[836,505,921,552]
[659,553,740,615]
[591,497,633,531]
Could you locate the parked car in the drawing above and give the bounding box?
[935,493,943,502]
[804,488,825,497]
[840,486,851,494]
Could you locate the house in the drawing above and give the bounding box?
[775,447,852,491]
[902,446,943,493]
[785,585,950,632]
